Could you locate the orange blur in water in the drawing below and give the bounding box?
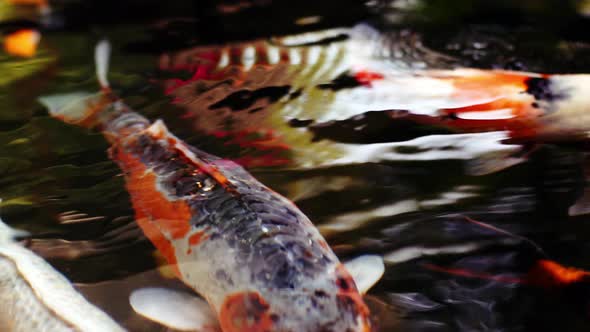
[528,259,590,289]
[425,259,590,289]
[7,0,47,5]
[4,29,40,58]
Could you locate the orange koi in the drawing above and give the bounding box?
[158,26,590,149]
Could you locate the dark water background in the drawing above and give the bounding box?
[3,0,590,331]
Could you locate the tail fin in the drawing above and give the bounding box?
[39,40,117,128]
[95,40,111,90]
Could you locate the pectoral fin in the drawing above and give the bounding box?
[129,287,220,332]
[343,255,385,294]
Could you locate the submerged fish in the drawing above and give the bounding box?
[0,212,125,332]
[154,25,590,173]
[41,41,373,332]
[424,259,590,290]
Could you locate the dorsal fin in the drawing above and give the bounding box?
[95,40,111,90]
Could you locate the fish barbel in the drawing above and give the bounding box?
[41,41,372,332]
[0,213,125,332]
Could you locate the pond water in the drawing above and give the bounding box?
[2,0,590,331]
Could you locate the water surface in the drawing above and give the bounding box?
[2,1,590,331]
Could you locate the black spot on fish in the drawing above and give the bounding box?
[249,107,264,114]
[309,111,454,144]
[276,33,349,47]
[394,145,429,154]
[525,77,562,102]
[314,290,329,298]
[317,72,362,91]
[209,86,291,111]
[337,277,351,291]
[215,269,233,285]
[272,261,297,289]
[288,118,314,128]
[289,88,303,100]
[133,135,175,168]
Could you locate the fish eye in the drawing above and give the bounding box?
[172,170,215,197]
[200,177,216,192]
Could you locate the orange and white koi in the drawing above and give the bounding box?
[41,41,373,332]
[159,25,590,159]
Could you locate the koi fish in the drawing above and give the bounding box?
[156,25,590,172]
[156,25,459,169]
[424,259,590,290]
[41,40,375,332]
[0,212,125,332]
[420,218,590,290]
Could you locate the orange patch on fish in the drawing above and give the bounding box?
[112,147,193,276]
[449,71,530,101]
[335,264,372,327]
[186,231,208,254]
[354,70,384,86]
[219,292,274,332]
[136,212,181,277]
[440,97,543,139]
[188,231,207,246]
[4,29,40,58]
[528,260,590,289]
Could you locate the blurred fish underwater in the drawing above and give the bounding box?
[2,0,590,331]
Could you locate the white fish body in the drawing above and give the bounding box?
[0,216,125,332]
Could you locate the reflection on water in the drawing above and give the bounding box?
[2,0,590,331]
